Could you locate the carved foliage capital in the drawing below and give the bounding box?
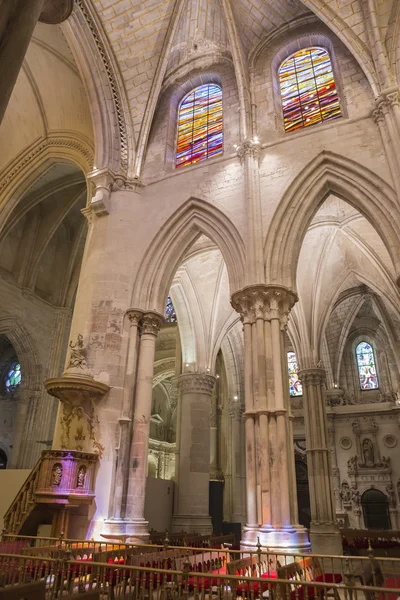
[126,309,143,328]
[387,91,400,107]
[372,107,385,125]
[236,139,260,162]
[228,398,245,420]
[140,311,164,336]
[178,373,216,396]
[298,367,326,387]
[231,284,297,324]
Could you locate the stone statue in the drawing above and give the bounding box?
[77,466,86,488]
[386,484,396,508]
[340,480,351,504]
[67,334,87,369]
[51,463,63,486]
[362,438,374,466]
[381,456,391,469]
[351,486,360,506]
[347,455,357,471]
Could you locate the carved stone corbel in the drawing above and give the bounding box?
[87,168,116,217]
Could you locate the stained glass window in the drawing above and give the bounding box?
[176,84,223,168]
[356,342,378,390]
[288,351,302,396]
[5,362,21,393]
[165,296,177,323]
[278,47,341,133]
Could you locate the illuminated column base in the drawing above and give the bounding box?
[101,518,149,544]
[241,525,311,553]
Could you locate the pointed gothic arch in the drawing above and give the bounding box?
[265,151,400,290]
[0,317,42,393]
[131,198,245,313]
[0,136,92,235]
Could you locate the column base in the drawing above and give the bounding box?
[172,514,213,535]
[310,523,343,555]
[241,524,311,553]
[101,518,149,543]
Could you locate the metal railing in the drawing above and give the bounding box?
[0,533,400,598]
[0,552,399,600]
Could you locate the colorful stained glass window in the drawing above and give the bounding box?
[288,351,302,397]
[165,296,177,323]
[356,342,378,390]
[278,47,341,133]
[176,84,223,168]
[5,362,21,393]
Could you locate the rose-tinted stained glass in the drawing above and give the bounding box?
[356,342,379,390]
[5,362,21,393]
[279,48,341,133]
[176,84,223,168]
[288,351,302,397]
[165,296,177,323]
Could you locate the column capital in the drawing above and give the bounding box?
[372,107,385,125]
[40,0,74,24]
[228,397,245,421]
[126,309,143,327]
[387,90,400,108]
[236,138,261,162]
[298,367,326,387]
[140,311,164,336]
[231,284,297,324]
[178,373,216,395]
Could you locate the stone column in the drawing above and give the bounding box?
[298,368,342,554]
[231,285,310,551]
[172,373,215,534]
[327,419,342,515]
[123,311,163,542]
[228,397,245,524]
[0,0,73,124]
[110,310,142,521]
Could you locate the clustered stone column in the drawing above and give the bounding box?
[231,284,310,551]
[104,310,164,542]
[172,372,215,534]
[298,367,342,554]
[0,0,73,123]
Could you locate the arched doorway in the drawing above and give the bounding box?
[0,448,7,469]
[362,489,391,530]
[295,458,311,529]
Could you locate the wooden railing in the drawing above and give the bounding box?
[3,462,41,536]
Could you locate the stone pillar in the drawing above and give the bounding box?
[172,373,215,534]
[122,311,163,541]
[111,310,142,520]
[228,397,245,524]
[298,368,342,554]
[231,285,310,551]
[0,0,73,123]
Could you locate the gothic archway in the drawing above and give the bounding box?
[362,489,391,530]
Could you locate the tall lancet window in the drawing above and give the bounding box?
[278,47,341,133]
[288,351,302,396]
[165,296,177,323]
[356,341,379,390]
[176,84,223,168]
